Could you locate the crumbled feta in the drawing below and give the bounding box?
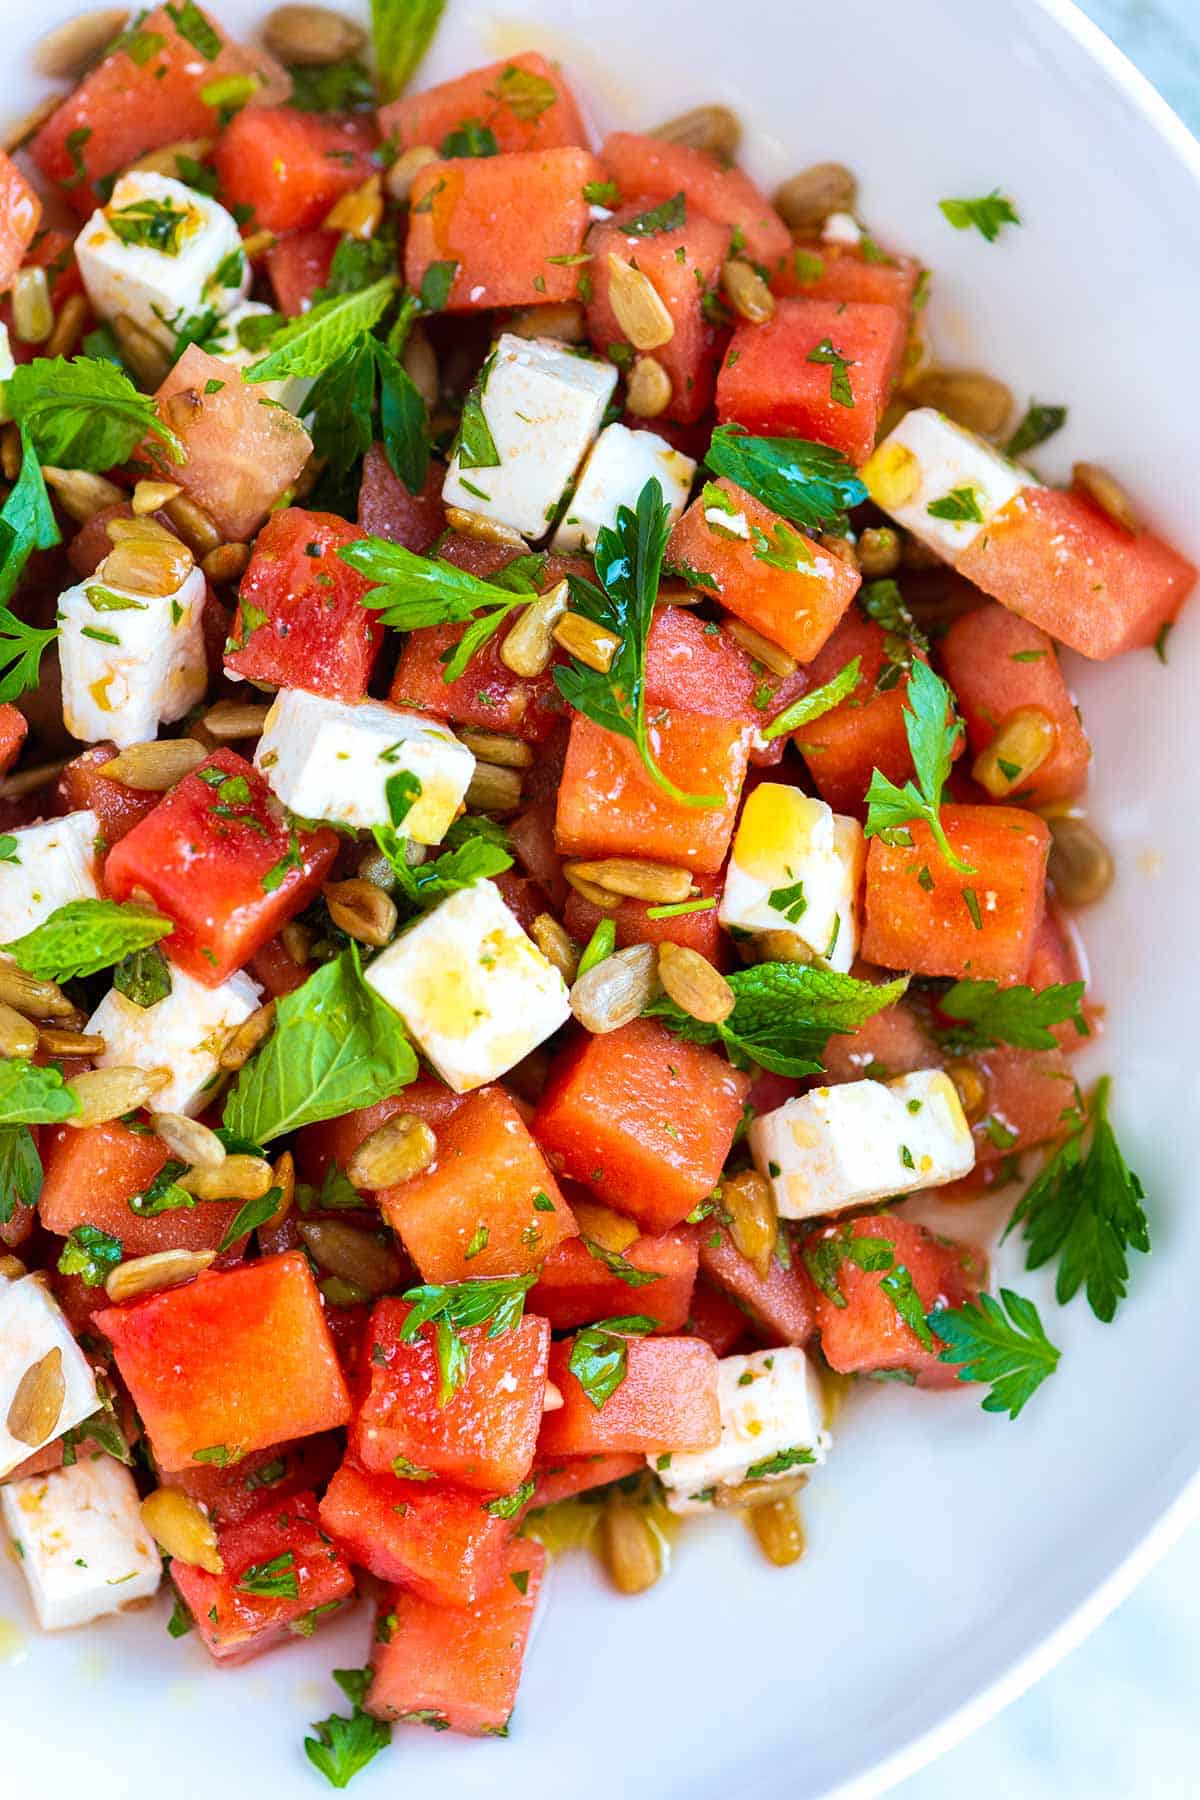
[552,423,696,553]
[75,171,250,349]
[364,879,571,1093]
[750,1069,976,1221]
[0,1277,102,1480]
[254,688,474,842]
[206,300,312,416]
[442,333,617,540]
[87,964,262,1117]
[57,559,207,749]
[0,811,101,944]
[861,407,1036,563]
[651,1347,829,1515]
[822,210,863,246]
[0,1456,161,1630]
[719,782,863,973]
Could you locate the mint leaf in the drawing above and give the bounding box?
[763,657,861,741]
[0,1124,41,1226]
[567,1315,656,1409]
[1004,403,1067,458]
[3,898,172,982]
[0,1060,80,1126]
[58,1223,123,1287]
[244,277,397,382]
[705,424,866,532]
[622,192,685,236]
[371,0,445,101]
[646,964,908,1078]
[581,1237,663,1288]
[223,946,416,1144]
[398,1273,536,1405]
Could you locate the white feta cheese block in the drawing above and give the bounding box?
[255,688,474,842]
[87,964,261,1117]
[58,559,207,749]
[0,1456,161,1630]
[651,1347,829,1516]
[0,811,100,944]
[0,1277,101,1480]
[861,406,1035,564]
[719,783,863,973]
[365,878,571,1092]
[206,300,313,416]
[0,321,14,412]
[552,423,696,552]
[750,1068,975,1222]
[75,171,250,349]
[443,333,618,539]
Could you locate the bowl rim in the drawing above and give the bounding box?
[811,8,1200,1787]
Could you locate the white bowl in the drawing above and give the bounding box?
[4,3,1199,1797]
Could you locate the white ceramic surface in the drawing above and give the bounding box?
[3,3,1200,1797]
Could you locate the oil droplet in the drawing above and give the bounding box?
[0,1616,28,1665]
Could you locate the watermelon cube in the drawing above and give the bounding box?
[171,1490,355,1662]
[214,106,379,233]
[405,148,604,311]
[537,1336,720,1456]
[532,1018,750,1232]
[38,1120,240,1259]
[378,52,588,155]
[598,132,790,269]
[0,152,41,293]
[697,1227,818,1346]
[777,240,921,319]
[265,227,339,315]
[102,748,337,985]
[96,1252,351,1473]
[667,476,860,661]
[717,297,905,464]
[530,1224,698,1331]
[861,804,1050,982]
[352,1298,550,1493]
[319,1459,515,1607]
[225,508,383,700]
[368,1539,545,1735]
[153,347,312,544]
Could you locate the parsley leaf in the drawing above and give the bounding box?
[0,1060,80,1126]
[398,1274,537,1405]
[762,657,861,741]
[218,1186,284,1253]
[622,192,686,236]
[439,118,499,157]
[2,898,172,982]
[1004,1077,1148,1322]
[744,1445,816,1480]
[0,605,59,701]
[5,357,183,471]
[223,946,416,1144]
[484,1478,535,1518]
[0,1123,41,1227]
[938,190,1021,242]
[646,964,908,1078]
[287,59,376,113]
[1004,403,1067,458]
[927,1288,1060,1418]
[859,577,928,691]
[238,1551,298,1599]
[342,537,545,679]
[705,424,866,532]
[936,978,1087,1052]
[373,831,513,909]
[113,942,173,1008]
[927,486,983,524]
[244,277,397,382]
[371,0,445,101]
[487,62,558,119]
[567,1314,656,1409]
[304,1665,391,1789]
[554,479,720,809]
[806,336,856,407]
[863,657,971,874]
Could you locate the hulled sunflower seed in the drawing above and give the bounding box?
[140,1487,223,1573]
[99,737,207,790]
[347,1112,438,1189]
[6,1348,65,1446]
[104,1248,214,1303]
[569,943,660,1033]
[656,942,734,1025]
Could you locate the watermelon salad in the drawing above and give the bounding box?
[0,0,1191,1782]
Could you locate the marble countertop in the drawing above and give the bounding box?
[900,4,1200,1796]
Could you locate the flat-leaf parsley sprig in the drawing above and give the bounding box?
[341,537,547,681]
[1004,1076,1149,1323]
[863,656,972,874]
[927,1289,1060,1419]
[705,424,867,532]
[553,478,720,810]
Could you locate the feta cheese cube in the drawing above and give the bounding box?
[0,1456,161,1630]
[861,407,1035,564]
[750,1069,975,1221]
[0,811,100,944]
[365,879,571,1093]
[75,172,250,349]
[822,210,863,246]
[58,560,207,749]
[651,1347,829,1515]
[255,688,474,842]
[442,333,618,539]
[552,423,696,552]
[0,1277,102,1479]
[87,963,261,1117]
[206,300,312,416]
[719,782,863,973]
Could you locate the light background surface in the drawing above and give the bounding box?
[903,3,1200,1795]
